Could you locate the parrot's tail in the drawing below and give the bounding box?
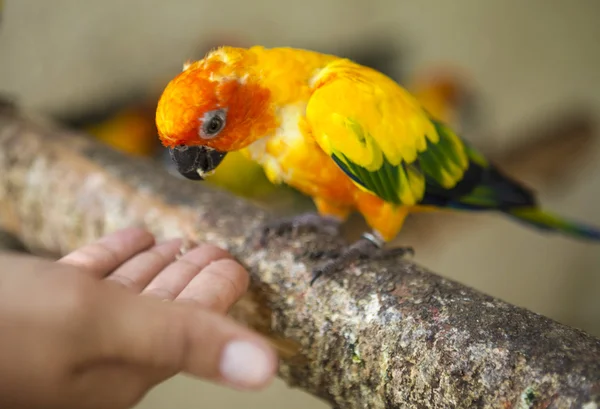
[419,129,600,241]
[506,207,600,241]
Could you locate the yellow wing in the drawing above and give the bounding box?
[306,59,469,206]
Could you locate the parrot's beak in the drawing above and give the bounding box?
[168,145,227,181]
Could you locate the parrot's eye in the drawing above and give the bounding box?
[199,108,227,139]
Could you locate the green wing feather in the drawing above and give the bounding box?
[306,59,469,206]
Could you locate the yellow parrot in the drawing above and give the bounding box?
[410,67,479,133]
[155,46,600,284]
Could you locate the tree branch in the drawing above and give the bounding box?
[1,104,599,409]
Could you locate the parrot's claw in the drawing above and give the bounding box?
[310,233,414,286]
[258,212,341,246]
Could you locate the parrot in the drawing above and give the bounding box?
[409,67,480,135]
[155,46,600,284]
[85,105,161,157]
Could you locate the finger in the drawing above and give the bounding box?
[67,363,154,409]
[58,228,155,278]
[176,259,249,314]
[93,286,278,390]
[142,244,232,300]
[105,239,185,293]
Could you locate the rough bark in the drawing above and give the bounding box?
[1,104,599,409]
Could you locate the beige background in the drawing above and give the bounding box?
[1,1,599,408]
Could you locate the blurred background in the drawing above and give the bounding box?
[1,1,599,408]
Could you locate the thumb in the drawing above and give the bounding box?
[92,282,278,390]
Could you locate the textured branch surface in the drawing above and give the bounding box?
[1,105,599,409]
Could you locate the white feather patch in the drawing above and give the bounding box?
[245,103,307,183]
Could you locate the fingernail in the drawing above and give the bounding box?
[220,341,275,389]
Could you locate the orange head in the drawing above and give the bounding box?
[155,46,277,180]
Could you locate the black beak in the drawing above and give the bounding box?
[168,145,227,181]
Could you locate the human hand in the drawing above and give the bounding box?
[0,228,277,409]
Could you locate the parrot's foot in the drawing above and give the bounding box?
[310,232,414,286]
[259,212,342,246]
